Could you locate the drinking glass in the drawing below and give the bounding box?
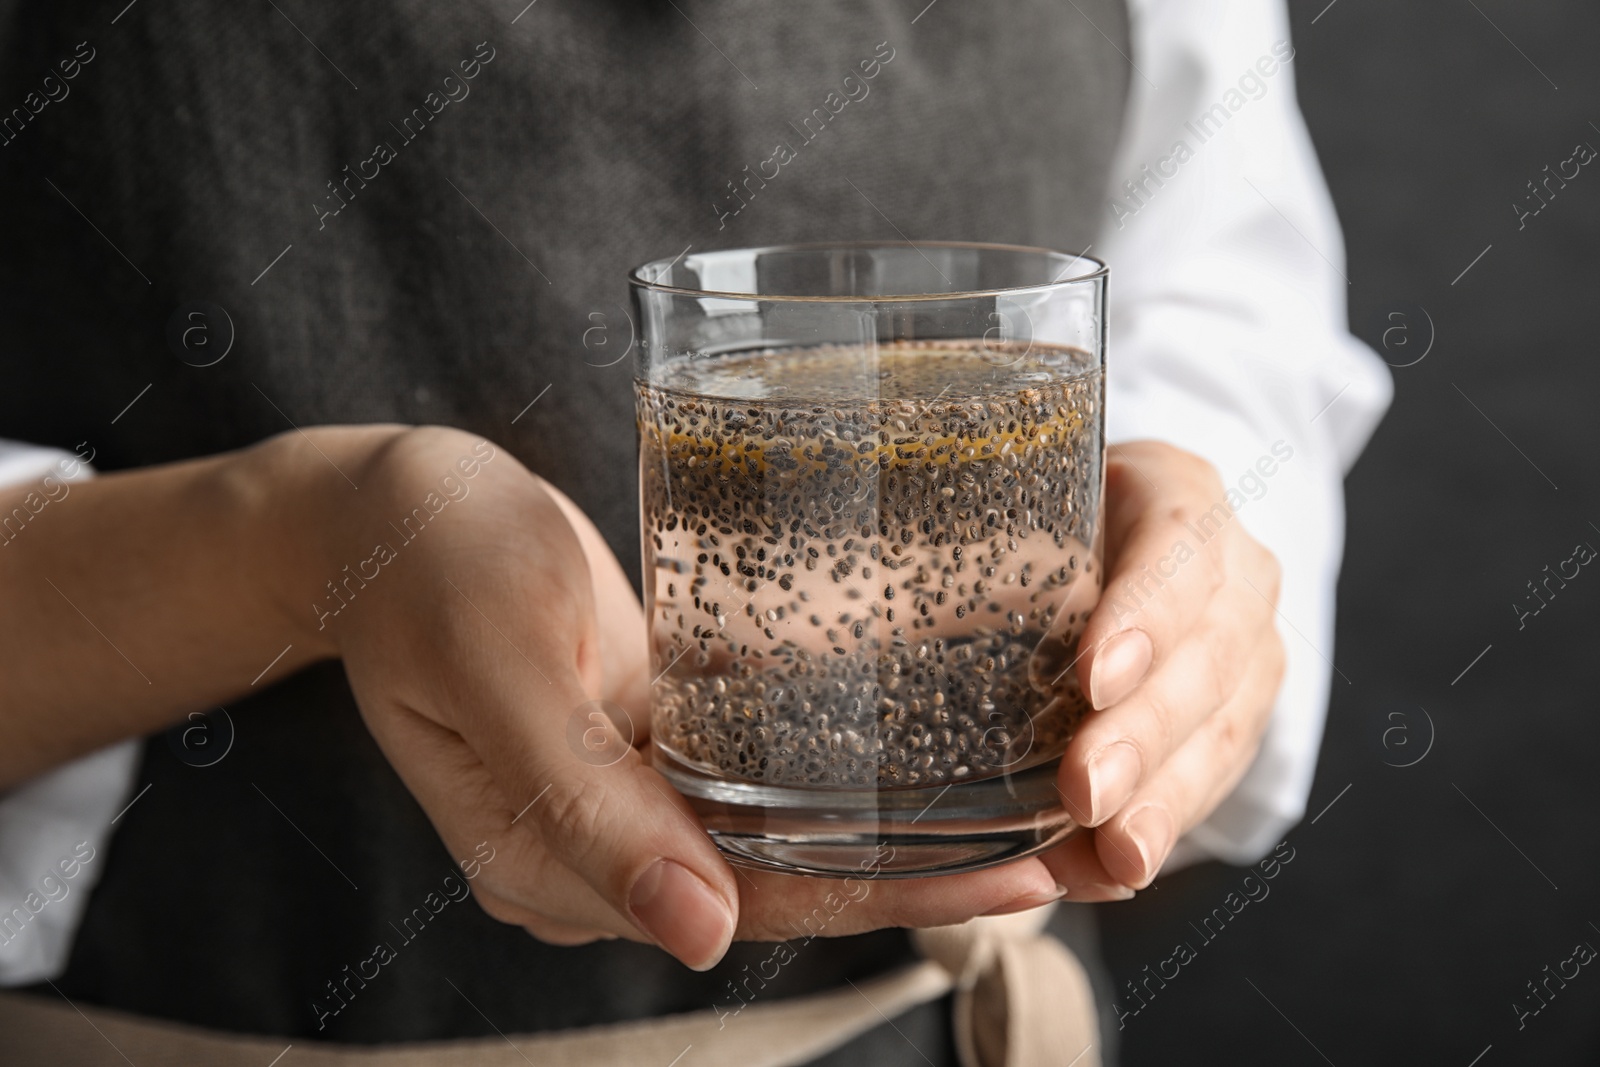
[630,242,1107,877]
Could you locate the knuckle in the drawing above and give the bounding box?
[401,423,469,453]
[538,776,609,851]
[1154,506,1225,591]
[1162,443,1227,498]
[1212,704,1244,755]
[379,425,477,475]
[1186,456,1227,500]
[1138,689,1179,759]
[1200,636,1237,713]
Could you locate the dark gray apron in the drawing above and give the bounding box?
[0,2,1129,1061]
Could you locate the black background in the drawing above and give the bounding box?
[1101,2,1600,1063]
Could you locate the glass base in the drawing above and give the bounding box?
[655,747,1078,878]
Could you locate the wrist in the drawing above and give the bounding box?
[234,425,413,661]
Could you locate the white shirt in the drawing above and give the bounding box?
[1109,0,1389,865]
[0,0,1388,984]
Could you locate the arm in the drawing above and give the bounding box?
[0,429,378,786]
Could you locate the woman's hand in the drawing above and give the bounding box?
[324,428,1059,970]
[1041,440,1287,897]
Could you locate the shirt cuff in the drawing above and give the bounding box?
[0,441,142,987]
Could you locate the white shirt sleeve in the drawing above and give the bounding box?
[0,441,141,986]
[1102,0,1391,865]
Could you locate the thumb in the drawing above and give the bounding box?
[487,672,738,970]
[447,548,736,969]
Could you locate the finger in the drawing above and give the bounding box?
[731,858,1061,941]
[1037,827,1135,902]
[1075,444,1230,711]
[1094,635,1286,888]
[1061,578,1274,826]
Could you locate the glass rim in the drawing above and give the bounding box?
[628,240,1107,303]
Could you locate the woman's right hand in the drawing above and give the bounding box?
[314,427,1061,970]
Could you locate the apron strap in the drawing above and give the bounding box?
[915,905,1103,1067]
[0,907,1098,1067]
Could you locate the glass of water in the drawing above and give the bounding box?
[631,242,1107,877]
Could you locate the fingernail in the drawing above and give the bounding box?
[1086,741,1143,825]
[628,860,733,971]
[1076,883,1137,902]
[981,885,1069,916]
[1089,630,1153,709]
[1123,806,1175,885]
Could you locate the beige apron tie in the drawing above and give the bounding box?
[0,906,1098,1067]
[914,906,1102,1067]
